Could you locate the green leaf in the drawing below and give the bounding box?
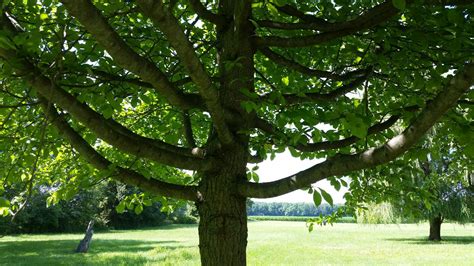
[308,222,314,232]
[0,207,9,217]
[46,192,59,207]
[0,35,16,50]
[143,199,152,207]
[116,201,126,213]
[392,0,405,10]
[313,191,322,206]
[267,3,279,16]
[424,199,432,210]
[332,179,341,191]
[134,204,143,215]
[340,179,348,187]
[320,188,333,206]
[0,197,9,208]
[249,19,260,28]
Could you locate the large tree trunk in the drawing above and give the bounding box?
[197,148,248,266]
[197,186,247,265]
[428,215,442,241]
[196,1,253,264]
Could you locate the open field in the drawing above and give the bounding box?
[248,216,356,223]
[0,221,472,265]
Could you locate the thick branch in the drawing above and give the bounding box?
[256,1,398,47]
[137,0,234,145]
[61,0,200,110]
[295,115,400,152]
[90,69,201,95]
[255,19,332,31]
[39,99,199,201]
[256,0,472,47]
[263,1,397,32]
[259,47,368,81]
[0,50,210,171]
[182,111,197,147]
[188,0,226,25]
[239,63,474,198]
[255,112,402,152]
[274,4,331,24]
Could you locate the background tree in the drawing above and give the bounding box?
[0,180,198,234]
[351,128,474,240]
[0,0,473,264]
[246,201,343,217]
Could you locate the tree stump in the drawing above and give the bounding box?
[76,220,94,253]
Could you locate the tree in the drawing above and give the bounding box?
[0,0,473,264]
[351,128,474,241]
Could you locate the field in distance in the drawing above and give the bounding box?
[0,221,472,265]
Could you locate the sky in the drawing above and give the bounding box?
[250,151,349,204]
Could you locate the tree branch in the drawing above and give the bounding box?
[259,47,368,81]
[0,48,210,171]
[295,114,401,152]
[458,99,474,106]
[182,111,197,147]
[60,0,201,110]
[273,4,331,24]
[188,0,226,25]
[256,0,472,48]
[136,0,234,145]
[39,98,199,201]
[255,110,406,153]
[260,71,370,105]
[239,63,474,198]
[90,69,201,94]
[256,1,399,48]
[0,101,40,109]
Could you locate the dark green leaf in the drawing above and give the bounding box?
[320,188,333,206]
[392,0,405,10]
[313,190,322,206]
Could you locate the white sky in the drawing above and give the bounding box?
[250,151,349,204]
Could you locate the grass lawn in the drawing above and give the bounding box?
[0,221,472,265]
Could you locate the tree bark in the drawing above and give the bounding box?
[76,220,94,253]
[428,215,442,241]
[197,148,248,265]
[195,2,254,263]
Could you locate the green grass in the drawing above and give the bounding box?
[0,222,472,265]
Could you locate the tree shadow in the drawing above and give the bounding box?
[0,238,195,265]
[386,236,474,245]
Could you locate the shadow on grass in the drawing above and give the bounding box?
[386,236,474,245]
[0,238,194,265]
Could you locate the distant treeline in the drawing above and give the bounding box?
[247,201,344,217]
[0,181,197,234]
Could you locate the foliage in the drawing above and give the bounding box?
[349,129,474,226]
[247,201,342,217]
[0,181,197,234]
[356,202,404,224]
[0,0,473,262]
